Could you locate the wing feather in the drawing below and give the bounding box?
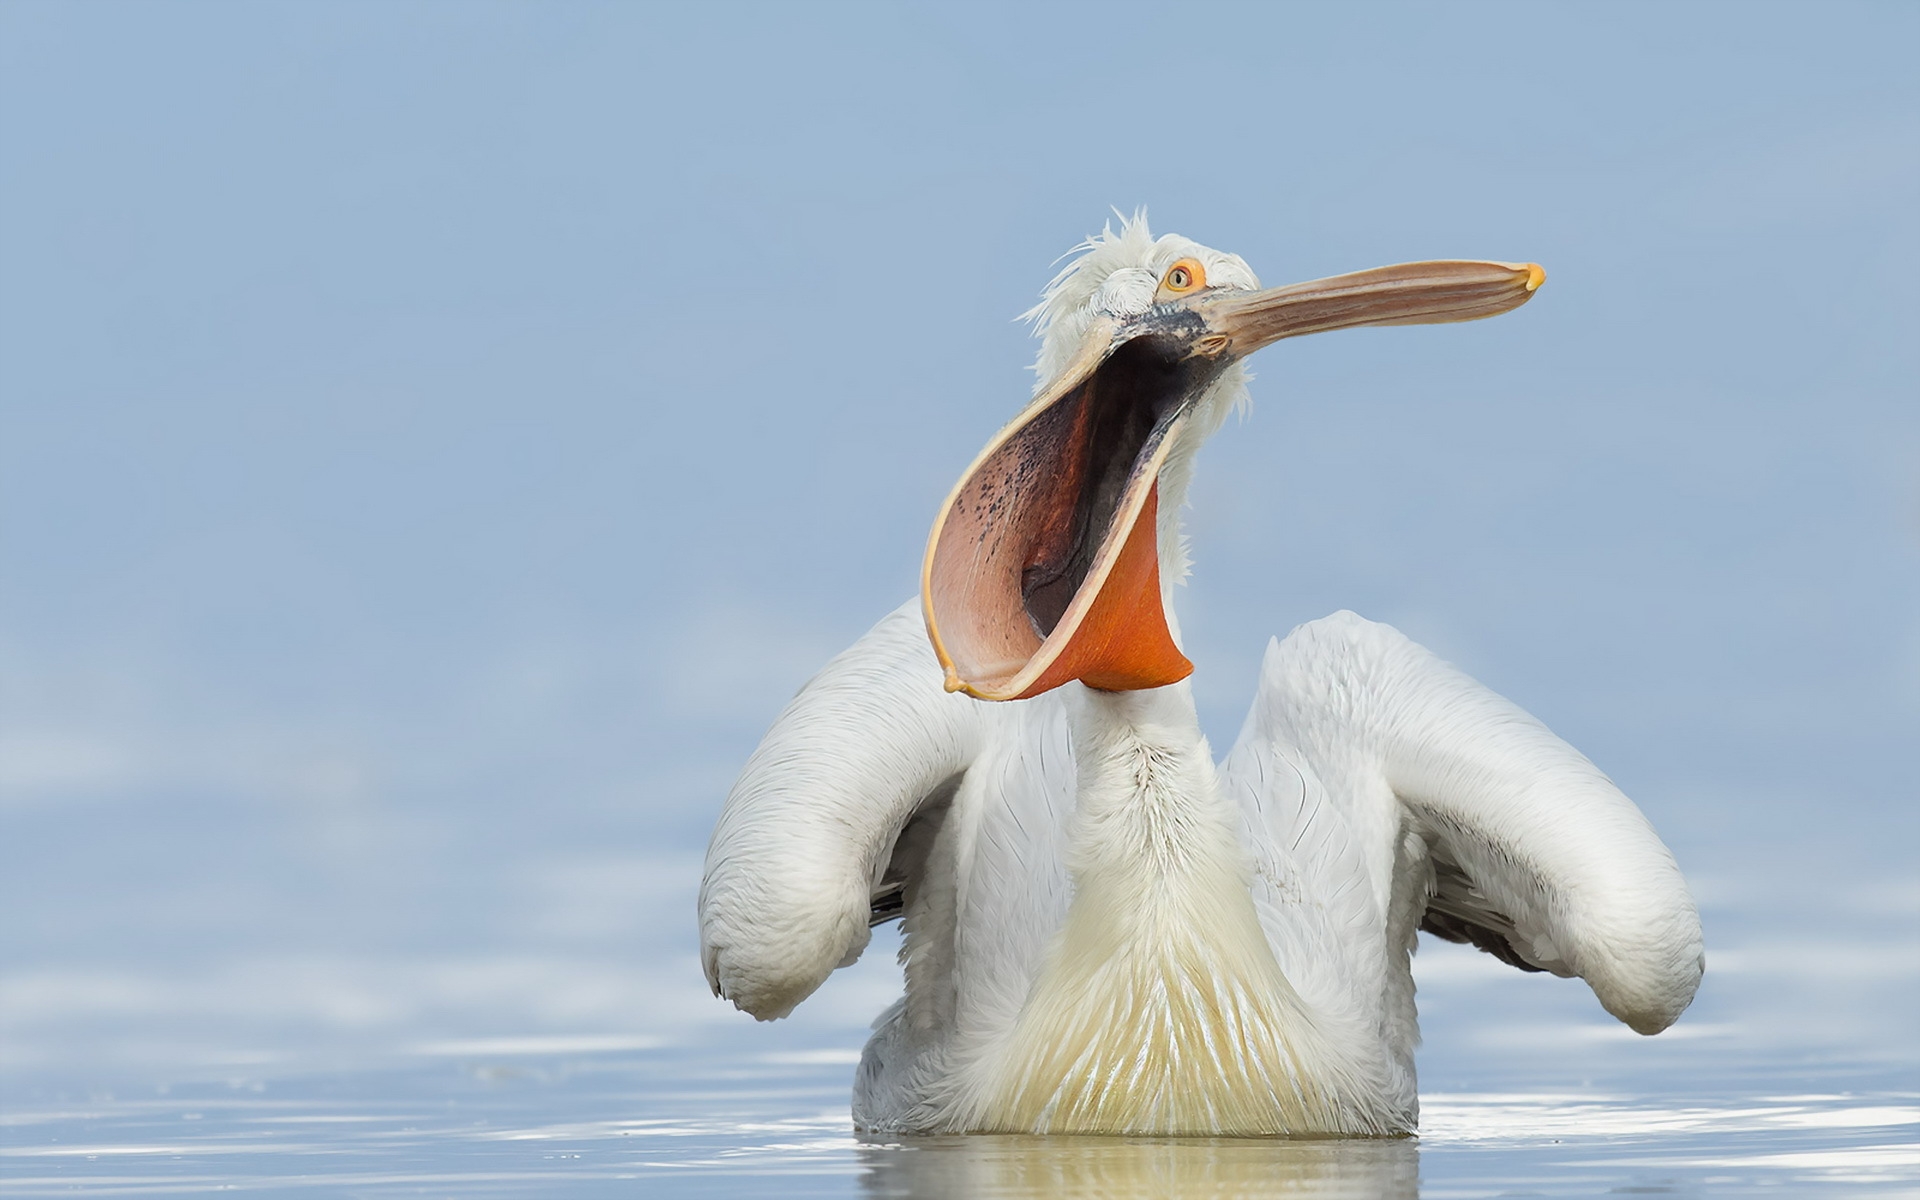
[698,600,987,1019]
[1256,612,1703,1035]
[1222,706,1389,1023]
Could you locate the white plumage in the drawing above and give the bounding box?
[698,217,1702,1137]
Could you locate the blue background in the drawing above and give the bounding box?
[2,1,1914,1091]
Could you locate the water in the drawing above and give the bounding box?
[7,916,1917,1198]
[6,1041,1916,1197]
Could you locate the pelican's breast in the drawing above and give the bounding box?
[955,699,1404,1137]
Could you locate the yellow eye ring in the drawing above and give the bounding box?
[1158,257,1206,299]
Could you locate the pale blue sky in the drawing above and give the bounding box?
[1,2,1915,1071]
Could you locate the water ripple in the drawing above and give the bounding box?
[3,1046,1916,1197]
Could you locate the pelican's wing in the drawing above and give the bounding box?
[699,599,988,1020]
[1243,611,1702,1035]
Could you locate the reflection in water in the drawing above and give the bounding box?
[858,1133,1417,1200]
[4,1046,1917,1197]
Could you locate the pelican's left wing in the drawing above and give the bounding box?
[1243,611,1703,1036]
[699,599,988,1020]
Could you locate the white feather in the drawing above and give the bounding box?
[697,217,1703,1136]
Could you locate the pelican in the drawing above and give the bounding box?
[698,216,1703,1137]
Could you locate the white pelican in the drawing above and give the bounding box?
[698,217,1702,1137]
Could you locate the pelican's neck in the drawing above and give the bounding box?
[1061,683,1232,891]
[1146,362,1246,606]
[1150,425,1200,610]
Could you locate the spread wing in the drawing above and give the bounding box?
[698,599,987,1020]
[1237,611,1703,1036]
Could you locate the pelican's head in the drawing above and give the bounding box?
[923,215,1543,701]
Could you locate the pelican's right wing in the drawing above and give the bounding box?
[699,599,988,1020]
[1248,611,1703,1036]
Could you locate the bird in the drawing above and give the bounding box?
[697,215,1703,1138]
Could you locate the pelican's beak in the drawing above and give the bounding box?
[923,259,1545,701]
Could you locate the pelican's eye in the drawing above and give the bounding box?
[1156,258,1207,301]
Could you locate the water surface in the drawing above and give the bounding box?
[8,1032,1917,1197]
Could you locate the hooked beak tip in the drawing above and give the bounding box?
[1523,262,1546,292]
